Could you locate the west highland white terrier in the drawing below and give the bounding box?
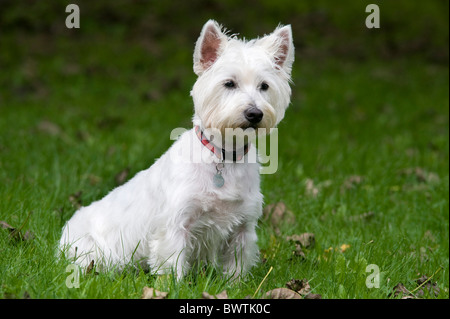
[59,20,295,279]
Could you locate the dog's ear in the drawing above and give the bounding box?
[194,20,227,76]
[259,25,295,75]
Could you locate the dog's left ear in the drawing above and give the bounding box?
[259,25,295,75]
[194,20,228,76]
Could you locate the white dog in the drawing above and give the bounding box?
[59,20,294,279]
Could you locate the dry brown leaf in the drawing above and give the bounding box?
[37,120,62,136]
[286,278,322,299]
[305,178,319,197]
[0,212,34,242]
[349,211,375,222]
[391,276,441,299]
[292,244,306,258]
[87,174,102,186]
[85,260,98,275]
[414,275,440,297]
[201,292,215,299]
[115,168,130,186]
[76,130,91,142]
[399,167,440,184]
[423,230,437,243]
[286,279,310,295]
[0,220,21,241]
[141,287,168,299]
[262,202,296,229]
[304,293,322,299]
[69,191,83,209]
[97,116,124,130]
[215,290,228,299]
[341,175,364,193]
[22,230,35,241]
[392,283,414,298]
[36,120,72,143]
[202,290,228,299]
[0,220,15,231]
[265,288,302,299]
[286,233,315,249]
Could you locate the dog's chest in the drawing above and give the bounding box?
[188,165,259,232]
[185,192,247,254]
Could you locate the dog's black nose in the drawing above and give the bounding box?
[244,107,263,124]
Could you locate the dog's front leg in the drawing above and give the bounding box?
[149,230,190,280]
[221,222,259,279]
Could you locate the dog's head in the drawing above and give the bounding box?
[191,20,294,146]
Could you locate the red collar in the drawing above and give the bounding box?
[194,126,250,162]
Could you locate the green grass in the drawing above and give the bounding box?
[1,12,449,299]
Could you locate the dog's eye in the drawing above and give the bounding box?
[224,80,236,89]
[260,82,269,91]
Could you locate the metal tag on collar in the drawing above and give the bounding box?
[213,161,225,188]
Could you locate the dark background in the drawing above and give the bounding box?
[0,0,448,70]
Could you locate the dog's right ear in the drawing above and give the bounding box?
[194,20,227,76]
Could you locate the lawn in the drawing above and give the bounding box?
[0,1,448,299]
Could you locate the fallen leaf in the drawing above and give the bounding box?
[399,167,440,184]
[349,211,375,222]
[414,275,440,297]
[262,202,296,229]
[292,244,306,258]
[69,191,83,209]
[141,287,168,299]
[97,116,124,130]
[304,293,322,299]
[265,288,302,299]
[0,212,33,242]
[36,120,72,143]
[215,290,228,299]
[285,278,322,299]
[341,175,364,193]
[115,168,130,186]
[87,174,102,186]
[391,283,414,299]
[286,233,315,249]
[286,279,311,295]
[85,260,98,275]
[0,220,15,231]
[390,273,441,299]
[22,230,35,241]
[0,220,21,241]
[202,290,228,299]
[423,230,436,243]
[37,120,62,136]
[305,178,319,197]
[142,89,163,102]
[202,292,214,299]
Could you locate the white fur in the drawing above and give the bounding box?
[59,20,294,279]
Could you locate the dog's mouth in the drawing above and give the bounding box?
[240,123,258,130]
